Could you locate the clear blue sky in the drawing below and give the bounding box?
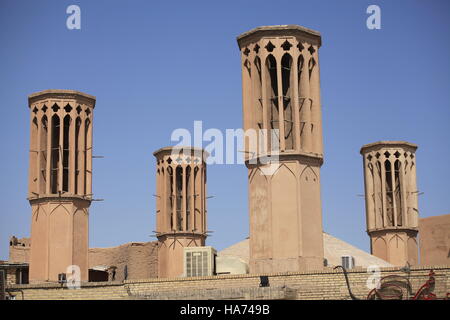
[1,0,449,260]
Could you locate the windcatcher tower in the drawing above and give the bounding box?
[360,141,419,266]
[27,90,95,282]
[153,147,208,278]
[237,25,325,273]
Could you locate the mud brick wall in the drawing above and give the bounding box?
[6,265,449,300]
[89,241,158,281]
[8,240,159,282]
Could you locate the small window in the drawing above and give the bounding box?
[15,268,29,284]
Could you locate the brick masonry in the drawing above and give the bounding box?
[5,269,17,287]
[9,239,159,282]
[6,265,449,300]
[89,241,158,281]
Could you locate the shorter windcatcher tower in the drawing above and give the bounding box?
[360,141,419,266]
[153,147,208,278]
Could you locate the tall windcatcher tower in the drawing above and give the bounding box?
[153,147,208,278]
[27,90,95,282]
[360,141,419,266]
[237,25,325,273]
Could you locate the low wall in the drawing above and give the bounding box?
[89,241,158,281]
[8,240,159,282]
[6,265,450,300]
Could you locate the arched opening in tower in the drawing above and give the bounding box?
[308,54,317,139]
[253,56,263,130]
[30,117,38,194]
[176,165,183,231]
[186,166,191,231]
[62,115,71,192]
[75,117,81,194]
[84,118,91,195]
[194,166,200,231]
[385,160,394,227]
[297,54,306,146]
[265,54,279,151]
[50,114,60,194]
[394,159,403,226]
[375,160,384,227]
[281,53,294,150]
[167,165,174,231]
[39,115,48,193]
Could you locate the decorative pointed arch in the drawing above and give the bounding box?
[168,237,184,249]
[159,240,167,249]
[186,238,199,247]
[271,163,295,181]
[407,236,418,264]
[271,163,298,259]
[389,233,404,246]
[249,167,268,184]
[388,234,406,266]
[49,203,71,216]
[300,165,318,182]
[373,236,388,261]
[32,205,40,219]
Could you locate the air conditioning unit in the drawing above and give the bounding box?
[341,255,355,269]
[184,246,216,277]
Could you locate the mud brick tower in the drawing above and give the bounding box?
[237,25,325,273]
[153,147,208,277]
[361,141,419,266]
[27,90,95,282]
